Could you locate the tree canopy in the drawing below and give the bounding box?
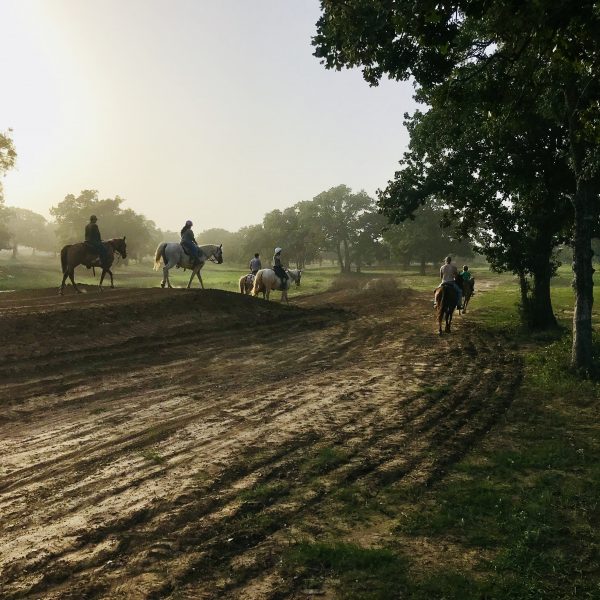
[0,130,17,249]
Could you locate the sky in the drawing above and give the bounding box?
[0,0,417,232]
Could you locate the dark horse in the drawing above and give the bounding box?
[59,237,127,295]
[462,278,475,313]
[435,277,462,335]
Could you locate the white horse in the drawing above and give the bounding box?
[154,243,223,289]
[252,268,302,303]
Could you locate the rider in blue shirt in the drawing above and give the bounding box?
[180,220,201,266]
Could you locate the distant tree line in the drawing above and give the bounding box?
[0,175,474,273]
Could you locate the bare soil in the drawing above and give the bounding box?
[0,282,521,599]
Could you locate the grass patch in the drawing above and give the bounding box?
[301,446,349,476]
[139,449,166,464]
[284,542,409,599]
[390,305,600,598]
[239,481,289,505]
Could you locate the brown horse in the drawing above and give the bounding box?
[59,237,127,295]
[435,280,459,335]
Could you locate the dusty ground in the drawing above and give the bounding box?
[0,280,521,599]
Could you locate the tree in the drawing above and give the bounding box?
[351,209,389,272]
[313,185,378,273]
[6,208,56,257]
[383,203,471,275]
[314,1,600,371]
[51,190,162,262]
[378,70,574,329]
[0,130,17,249]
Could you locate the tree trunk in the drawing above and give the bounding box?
[343,239,351,273]
[336,243,344,273]
[530,268,557,329]
[571,179,596,372]
[565,91,597,373]
[419,257,426,275]
[518,271,529,308]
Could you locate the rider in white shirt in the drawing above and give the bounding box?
[439,255,463,309]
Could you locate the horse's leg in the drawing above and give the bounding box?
[98,269,106,291]
[69,268,81,293]
[187,269,195,289]
[59,271,69,295]
[109,269,114,288]
[198,271,204,289]
[163,262,173,288]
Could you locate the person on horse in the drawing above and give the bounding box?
[272,247,289,289]
[461,264,475,295]
[438,255,463,309]
[85,215,109,268]
[249,252,261,275]
[180,220,202,267]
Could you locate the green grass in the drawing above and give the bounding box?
[139,449,166,464]
[284,542,409,599]
[301,446,350,476]
[0,253,338,295]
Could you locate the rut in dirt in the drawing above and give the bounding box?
[0,284,521,599]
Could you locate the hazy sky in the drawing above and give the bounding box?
[0,0,417,232]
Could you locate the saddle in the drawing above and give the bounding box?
[83,241,101,269]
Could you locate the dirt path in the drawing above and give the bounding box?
[0,281,521,599]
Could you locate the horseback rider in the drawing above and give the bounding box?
[85,215,109,268]
[180,220,202,267]
[461,264,475,295]
[439,255,463,309]
[272,247,289,289]
[249,252,261,275]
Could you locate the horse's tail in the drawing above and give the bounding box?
[435,286,445,320]
[239,276,245,294]
[252,270,263,296]
[154,243,166,270]
[60,245,70,274]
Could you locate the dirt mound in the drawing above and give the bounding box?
[0,283,520,599]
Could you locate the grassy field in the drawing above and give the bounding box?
[0,253,340,296]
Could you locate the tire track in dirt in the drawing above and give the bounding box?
[0,283,520,599]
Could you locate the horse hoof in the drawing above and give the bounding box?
[160,283,165,288]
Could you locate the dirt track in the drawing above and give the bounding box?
[0,280,521,599]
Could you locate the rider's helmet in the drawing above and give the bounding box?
[274,247,282,254]
[90,215,97,222]
[445,255,452,263]
[185,220,193,227]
